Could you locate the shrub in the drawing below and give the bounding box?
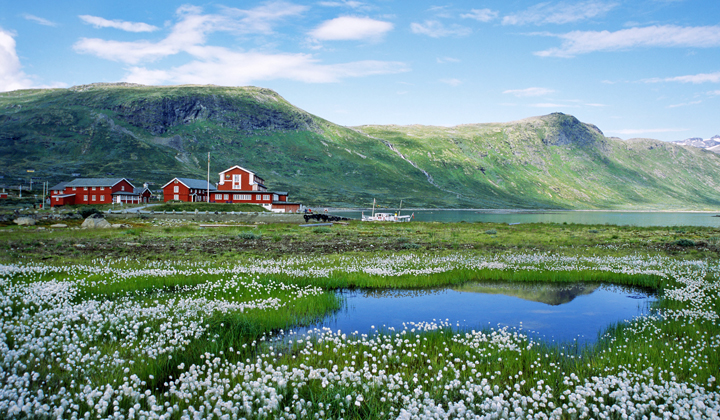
[313,227,332,234]
[485,229,497,235]
[238,231,262,240]
[674,239,695,247]
[588,229,599,233]
[400,242,421,249]
[79,207,101,218]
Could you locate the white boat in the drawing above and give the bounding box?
[361,199,413,222]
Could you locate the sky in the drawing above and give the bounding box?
[1,0,719,141]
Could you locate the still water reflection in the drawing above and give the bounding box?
[298,282,655,345]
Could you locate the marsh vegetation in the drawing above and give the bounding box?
[1,219,719,419]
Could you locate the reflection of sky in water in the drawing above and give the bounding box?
[296,283,655,346]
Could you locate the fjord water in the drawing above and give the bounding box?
[300,282,655,345]
[333,210,720,227]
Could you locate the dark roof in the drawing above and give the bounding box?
[64,178,134,188]
[133,187,150,195]
[163,177,216,190]
[50,182,68,191]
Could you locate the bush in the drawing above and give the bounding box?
[588,229,599,233]
[674,239,695,247]
[485,229,497,235]
[238,231,262,240]
[313,227,332,234]
[79,207,101,218]
[400,242,421,249]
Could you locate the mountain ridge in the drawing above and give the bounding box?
[2,83,720,209]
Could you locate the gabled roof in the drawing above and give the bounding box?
[133,187,150,195]
[50,182,68,191]
[219,165,256,176]
[162,177,216,190]
[64,178,134,188]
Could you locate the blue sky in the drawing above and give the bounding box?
[1,0,719,141]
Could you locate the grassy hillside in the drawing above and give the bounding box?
[2,83,720,209]
[355,114,720,209]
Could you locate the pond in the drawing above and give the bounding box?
[330,209,720,227]
[296,281,656,346]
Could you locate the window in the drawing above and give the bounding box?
[100,196,105,202]
[174,194,179,200]
[263,194,270,201]
[233,174,241,189]
[73,187,77,191]
[84,187,88,191]
[121,186,125,191]
[273,194,279,201]
[215,194,222,200]
[174,186,179,193]
[92,195,96,201]
[234,194,251,200]
[223,194,229,200]
[92,187,96,191]
[100,187,104,191]
[84,195,88,201]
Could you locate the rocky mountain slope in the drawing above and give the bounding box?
[2,83,720,209]
[673,136,720,151]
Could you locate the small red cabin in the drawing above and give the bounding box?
[161,178,214,203]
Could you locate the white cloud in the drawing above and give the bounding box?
[0,28,33,92]
[23,14,57,27]
[535,25,720,57]
[74,4,308,64]
[461,9,498,22]
[317,1,366,9]
[503,1,618,26]
[440,78,462,86]
[309,16,393,41]
[503,87,555,97]
[79,15,159,32]
[221,1,309,34]
[667,100,702,108]
[410,20,472,38]
[72,5,407,86]
[708,90,720,96]
[436,57,461,63]
[124,49,408,85]
[644,71,720,84]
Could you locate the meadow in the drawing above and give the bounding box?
[1,219,719,419]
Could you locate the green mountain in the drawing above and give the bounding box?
[2,83,720,209]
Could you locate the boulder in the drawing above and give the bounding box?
[14,217,36,226]
[81,214,112,229]
[50,223,68,228]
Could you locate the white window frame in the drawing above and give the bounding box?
[263,194,270,201]
[174,186,179,193]
[92,195,96,201]
[215,194,222,200]
[174,194,179,201]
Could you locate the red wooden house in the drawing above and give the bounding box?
[163,166,301,212]
[50,178,140,207]
[161,178,214,203]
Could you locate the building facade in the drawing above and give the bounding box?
[50,178,140,207]
[163,166,301,212]
[161,178,214,203]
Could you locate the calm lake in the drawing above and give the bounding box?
[330,209,720,227]
[296,282,655,346]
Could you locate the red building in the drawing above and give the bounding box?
[163,166,301,212]
[50,178,140,207]
[161,178,214,203]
